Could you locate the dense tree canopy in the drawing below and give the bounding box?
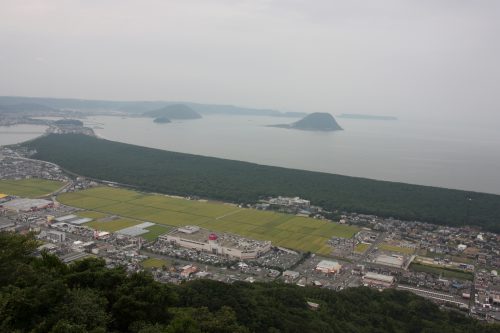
[23,134,500,232]
[1,232,499,332]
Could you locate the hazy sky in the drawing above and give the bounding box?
[1,0,499,120]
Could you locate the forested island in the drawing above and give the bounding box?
[22,134,500,232]
[1,232,497,333]
[271,112,343,131]
[153,116,171,124]
[143,104,202,120]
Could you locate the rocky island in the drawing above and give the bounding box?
[270,112,343,131]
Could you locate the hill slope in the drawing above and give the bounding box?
[1,232,498,333]
[292,112,343,131]
[22,134,500,232]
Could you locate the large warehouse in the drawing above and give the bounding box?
[362,272,395,288]
[159,225,272,260]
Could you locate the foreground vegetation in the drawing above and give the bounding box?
[0,178,64,198]
[58,187,358,255]
[24,134,500,232]
[1,232,498,333]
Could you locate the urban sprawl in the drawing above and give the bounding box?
[1,145,499,323]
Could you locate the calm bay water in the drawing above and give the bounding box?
[1,116,498,194]
[78,115,500,195]
[0,124,47,146]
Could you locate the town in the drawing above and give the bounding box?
[1,144,499,323]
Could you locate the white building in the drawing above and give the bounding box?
[315,260,342,274]
[160,226,271,260]
[363,272,395,288]
[374,254,404,269]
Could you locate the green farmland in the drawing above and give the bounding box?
[85,218,143,232]
[58,187,359,255]
[0,178,65,198]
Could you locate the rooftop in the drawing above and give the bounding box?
[167,225,270,251]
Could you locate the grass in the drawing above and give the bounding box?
[142,225,171,241]
[142,258,169,269]
[409,263,474,281]
[0,178,65,198]
[354,243,370,253]
[76,211,108,219]
[85,218,142,232]
[58,187,360,255]
[379,243,415,255]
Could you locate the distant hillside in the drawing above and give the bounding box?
[271,113,343,131]
[0,96,303,117]
[22,134,500,233]
[143,104,202,120]
[153,116,171,124]
[0,103,58,114]
[338,113,398,120]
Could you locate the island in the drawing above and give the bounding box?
[337,113,398,120]
[53,119,84,126]
[143,104,202,120]
[153,116,171,124]
[270,112,343,131]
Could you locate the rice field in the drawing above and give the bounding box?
[0,178,65,198]
[354,243,370,253]
[85,218,142,232]
[58,187,360,255]
[379,243,415,255]
[141,258,169,269]
[141,225,171,241]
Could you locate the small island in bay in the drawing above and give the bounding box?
[143,104,202,120]
[270,112,343,131]
[337,113,398,120]
[153,116,171,124]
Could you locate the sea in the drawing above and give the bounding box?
[1,115,499,195]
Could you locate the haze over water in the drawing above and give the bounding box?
[82,115,500,195]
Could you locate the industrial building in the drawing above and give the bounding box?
[374,254,405,269]
[159,225,271,260]
[362,272,395,288]
[315,260,342,274]
[0,198,53,212]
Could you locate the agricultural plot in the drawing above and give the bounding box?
[141,225,171,241]
[379,243,415,255]
[141,258,169,269]
[0,178,64,198]
[76,211,108,219]
[58,187,360,255]
[409,263,473,281]
[354,243,370,253]
[85,218,142,232]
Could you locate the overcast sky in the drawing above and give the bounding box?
[0,0,499,120]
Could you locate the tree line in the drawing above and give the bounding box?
[23,134,500,233]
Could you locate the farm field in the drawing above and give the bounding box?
[354,243,370,253]
[141,258,169,269]
[0,178,65,198]
[379,243,415,255]
[58,187,360,255]
[85,218,142,232]
[409,263,474,281]
[142,225,171,241]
